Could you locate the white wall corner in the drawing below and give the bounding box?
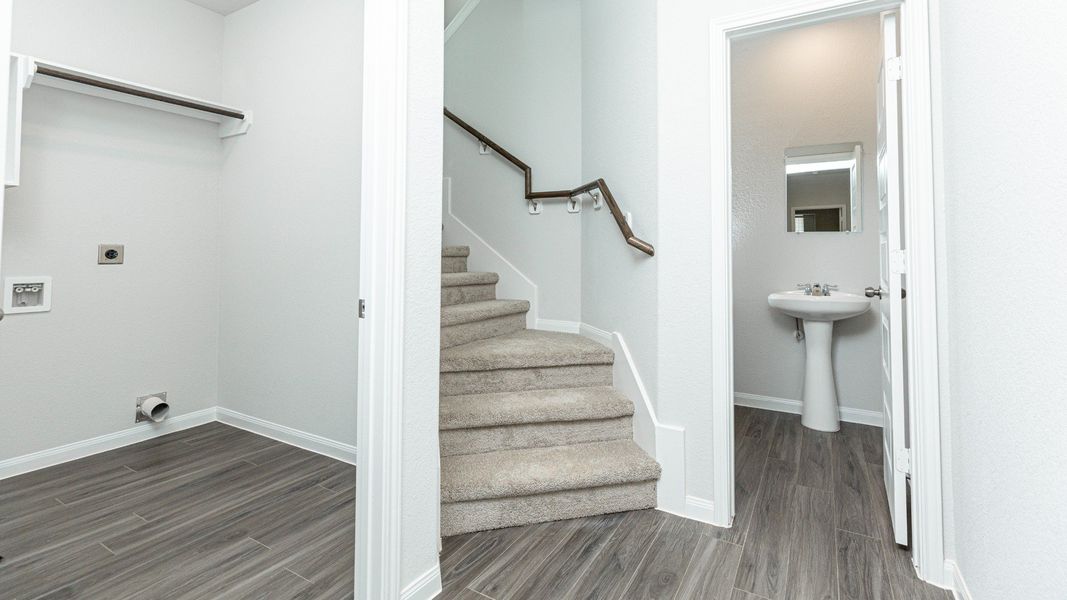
[216,407,357,465]
[734,392,884,428]
[0,407,217,480]
[945,560,972,600]
[400,563,442,600]
[443,177,539,328]
[444,0,481,43]
[684,496,717,523]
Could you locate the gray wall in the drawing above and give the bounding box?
[443,0,583,322]
[0,0,224,460]
[580,0,659,404]
[217,0,362,445]
[730,15,882,414]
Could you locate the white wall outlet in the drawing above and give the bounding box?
[3,276,52,314]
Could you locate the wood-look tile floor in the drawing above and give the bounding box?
[0,422,355,600]
[438,407,953,600]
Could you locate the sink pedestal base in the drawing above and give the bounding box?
[801,320,840,432]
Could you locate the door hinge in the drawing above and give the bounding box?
[895,448,912,475]
[889,249,908,274]
[358,299,366,319]
[887,56,903,81]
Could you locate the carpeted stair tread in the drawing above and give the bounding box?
[440,330,614,373]
[442,272,499,287]
[441,299,530,327]
[442,246,471,257]
[440,386,633,430]
[441,439,660,503]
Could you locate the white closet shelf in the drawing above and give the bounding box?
[5,54,253,188]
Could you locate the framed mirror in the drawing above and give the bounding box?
[785,143,863,233]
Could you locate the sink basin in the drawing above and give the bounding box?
[767,289,873,432]
[768,290,871,322]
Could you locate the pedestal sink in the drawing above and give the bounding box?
[768,290,872,431]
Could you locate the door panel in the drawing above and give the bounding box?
[877,10,908,547]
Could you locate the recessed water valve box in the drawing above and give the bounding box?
[3,276,52,314]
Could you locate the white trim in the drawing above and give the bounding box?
[578,323,688,519]
[216,407,357,465]
[0,407,216,480]
[358,0,408,597]
[734,392,884,427]
[945,560,973,600]
[444,0,481,43]
[709,0,947,584]
[443,177,540,328]
[400,564,443,600]
[683,496,717,524]
[535,318,580,334]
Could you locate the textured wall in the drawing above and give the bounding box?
[731,15,882,413]
[938,0,1067,596]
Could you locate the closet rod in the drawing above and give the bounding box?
[35,65,246,120]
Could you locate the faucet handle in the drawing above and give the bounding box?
[796,283,813,295]
[823,283,839,290]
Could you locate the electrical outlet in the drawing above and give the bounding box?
[98,244,124,265]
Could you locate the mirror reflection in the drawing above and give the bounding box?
[785,143,862,233]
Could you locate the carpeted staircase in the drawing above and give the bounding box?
[439,245,661,536]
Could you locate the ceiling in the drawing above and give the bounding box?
[184,0,260,16]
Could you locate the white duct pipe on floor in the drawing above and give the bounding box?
[139,396,170,423]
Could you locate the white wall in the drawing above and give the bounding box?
[731,15,882,414]
[579,0,659,404]
[938,0,1067,596]
[402,0,445,590]
[218,0,362,445]
[443,0,583,322]
[0,0,224,461]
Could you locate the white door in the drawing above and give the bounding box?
[876,10,908,547]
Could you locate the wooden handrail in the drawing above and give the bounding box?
[443,108,655,256]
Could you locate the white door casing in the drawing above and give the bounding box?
[877,9,909,547]
[0,0,11,318]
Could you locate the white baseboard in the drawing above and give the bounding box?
[216,407,357,465]
[444,0,481,43]
[684,495,717,523]
[401,563,443,600]
[535,319,581,334]
[578,322,689,519]
[0,407,217,480]
[734,392,884,427]
[945,560,972,600]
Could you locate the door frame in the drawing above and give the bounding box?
[357,0,409,597]
[709,0,948,586]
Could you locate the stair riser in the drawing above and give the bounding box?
[441,313,526,349]
[442,256,468,273]
[441,364,613,397]
[441,284,496,306]
[441,481,657,537]
[440,417,633,457]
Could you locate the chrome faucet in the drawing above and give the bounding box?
[797,283,839,296]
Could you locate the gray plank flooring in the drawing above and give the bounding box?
[439,408,953,600]
[2,410,951,599]
[0,422,355,600]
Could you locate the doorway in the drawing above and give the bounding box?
[709,0,948,589]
